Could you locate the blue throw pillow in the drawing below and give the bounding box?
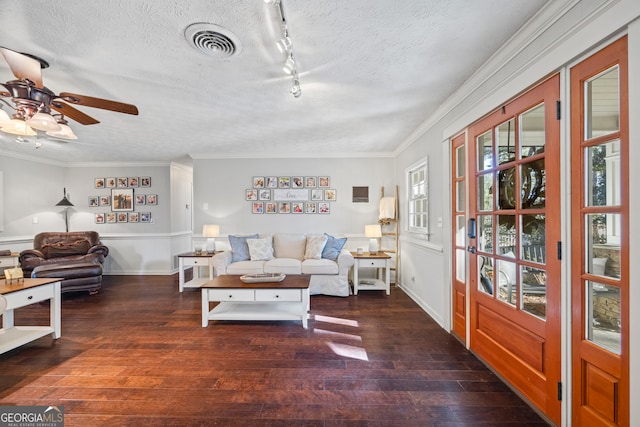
[322,233,347,261]
[229,234,259,262]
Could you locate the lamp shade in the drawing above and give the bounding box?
[56,188,74,207]
[46,123,78,140]
[364,224,382,238]
[26,112,62,132]
[202,224,220,237]
[1,118,37,136]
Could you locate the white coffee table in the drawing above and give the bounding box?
[201,274,310,328]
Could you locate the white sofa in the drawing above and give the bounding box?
[211,233,354,297]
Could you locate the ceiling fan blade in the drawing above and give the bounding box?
[59,92,139,115]
[51,101,100,125]
[0,47,43,88]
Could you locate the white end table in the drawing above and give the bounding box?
[177,252,215,292]
[351,252,391,295]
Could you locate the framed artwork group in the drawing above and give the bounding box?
[90,176,155,224]
[247,176,335,214]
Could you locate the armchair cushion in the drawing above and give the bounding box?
[41,240,91,258]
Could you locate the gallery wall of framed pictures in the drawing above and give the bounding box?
[247,176,335,214]
[89,176,155,224]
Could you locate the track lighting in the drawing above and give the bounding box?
[266,0,302,98]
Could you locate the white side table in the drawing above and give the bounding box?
[0,252,20,278]
[351,252,391,295]
[177,252,215,292]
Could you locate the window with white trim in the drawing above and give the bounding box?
[407,159,428,234]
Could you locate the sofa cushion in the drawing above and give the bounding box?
[229,234,259,262]
[273,234,306,260]
[301,259,339,275]
[304,234,328,260]
[41,240,91,258]
[264,258,302,274]
[227,260,265,275]
[247,238,274,261]
[322,234,347,261]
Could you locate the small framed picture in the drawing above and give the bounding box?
[291,202,304,213]
[140,212,151,223]
[305,176,316,187]
[265,202,277,214]
[146,194,158,205]
[305,202,317,214]
[135,195,146,205]
[259,189,271,201]
[278,176,291,188]
[140,177,151,187]
[252,202,264,214]
[94,178,105,189]
[246,189,258,201]
[117,177,128,188]
[266,176,278,188]
[278,201,290,214]
[94,213,105,224]
[324,189,337,201]
[291,176,304,188]
[112,188,134,212]
[106,213,117,223]
[311,189,323,201]
[88,196,99,207]
[318,202,330,214]
[318,176,330,187]
[100,195,111,206]
[128,212,139,223]
[117,212,128,223]
[105,177,117,188]
[128,177,139,187]
[253,177,265,188]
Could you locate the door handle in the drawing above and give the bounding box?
[467,245,477,253]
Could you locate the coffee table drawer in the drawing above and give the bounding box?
[255,289,301,302]
[208,289,254,301]
[4,283,55,310]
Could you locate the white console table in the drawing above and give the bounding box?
[177,252,215,292]
[0,278,61,355]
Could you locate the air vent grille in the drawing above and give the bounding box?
[185,23,242,59]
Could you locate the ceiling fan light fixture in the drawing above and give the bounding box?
[0,118,37,136]
[0,108,11,125]
[46,123,77,140]
[26,112,61,132]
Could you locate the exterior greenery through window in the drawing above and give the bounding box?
[407,160,428,234]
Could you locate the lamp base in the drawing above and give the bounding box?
[206,238,216,253]
[368,238,378,255]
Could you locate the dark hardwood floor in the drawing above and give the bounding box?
[0,274,549,426]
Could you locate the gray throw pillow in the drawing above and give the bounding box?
[321,233,347,261]
[228,234,259,262]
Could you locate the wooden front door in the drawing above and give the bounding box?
[570,36,629,427]
[467,74,562,424]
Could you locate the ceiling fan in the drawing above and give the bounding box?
[0,46,138,140]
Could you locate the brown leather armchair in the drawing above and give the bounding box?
[19,231,109,277]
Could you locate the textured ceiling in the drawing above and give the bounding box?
[0,0,548,164]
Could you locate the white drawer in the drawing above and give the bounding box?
[255,289,301,302]
[207,288,254,302]
[4,284,55,310]
[0,257,18,267]
[360,259,387,268]
[182,257,210,267]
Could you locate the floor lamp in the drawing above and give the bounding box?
[56,188,74,232]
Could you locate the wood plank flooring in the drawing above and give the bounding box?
[0,275,550,426]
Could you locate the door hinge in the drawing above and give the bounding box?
[556,100,561,120]
[557,382,563,401]
[557,241,562,260]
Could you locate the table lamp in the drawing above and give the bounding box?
[202,224,220,253]
[365,224,382,254]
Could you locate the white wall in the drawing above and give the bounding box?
[192,156,395,239]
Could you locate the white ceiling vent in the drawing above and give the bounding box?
[184,23,242,58]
